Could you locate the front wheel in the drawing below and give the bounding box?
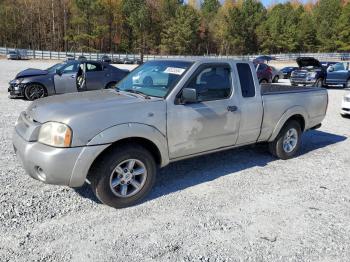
[343,79,350,89]
[260,79,268,84]
[268,120,302,160]
[273,76,279,83]
[314,78,324,88]
[24,84,46,101]
[89,144,157,209]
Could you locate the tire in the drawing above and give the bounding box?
[105,82,117,89]
[89,144,157,209]
[143,76,153,86]
[273,76,279,83]
[343,79,350,89]
[314,78,324,88]
[24,83,46,101]
[260,79,268,84]
[268,120,302,160]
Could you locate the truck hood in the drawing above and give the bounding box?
[296,57,322,68]
[25,89,165,146]
[16,68,48,79]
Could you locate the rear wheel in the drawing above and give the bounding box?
[269,120,302,160]
[89,144,157,209]
[260,79,268,84]
[24,84,46,101]
[273,76,279,83]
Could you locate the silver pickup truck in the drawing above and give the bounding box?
[13,59,328,208]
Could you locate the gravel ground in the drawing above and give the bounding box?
[0,59,349,262]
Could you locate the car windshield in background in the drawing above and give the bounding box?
[116,60,192,98]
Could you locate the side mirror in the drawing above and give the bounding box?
[328,66,334,72]
[55,69,62,76]
[182,88,197,104]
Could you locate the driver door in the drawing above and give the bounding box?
[326,62,348,85]
[54,63,79,94]
[167,64,241,159]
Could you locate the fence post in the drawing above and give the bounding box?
[42,50,44,59]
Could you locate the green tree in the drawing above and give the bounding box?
[335,3,350,51]
[161,5,200,54]
[298,12,318,52]
[313,0,342,51]
[257,3,302,53]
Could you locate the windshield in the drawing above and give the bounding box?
[116,60,193,98]
[46,62,72,73]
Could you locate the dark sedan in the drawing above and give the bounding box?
[280,66,298,79]
[254,62,273,83]
[8,60,129,100]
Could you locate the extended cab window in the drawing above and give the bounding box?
[86,62,102,72]
[237,63,255,98]
[186,65,231,101]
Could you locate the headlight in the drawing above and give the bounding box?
[307,72,317,78]
[38,122,72,148]
[14,78,23,84]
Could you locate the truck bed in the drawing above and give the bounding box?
[261,84,323,95]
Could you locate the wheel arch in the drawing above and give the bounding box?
[268,107,308,142]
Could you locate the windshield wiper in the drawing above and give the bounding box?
[117,88,151,99]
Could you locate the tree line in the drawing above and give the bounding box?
[0,0,349,56]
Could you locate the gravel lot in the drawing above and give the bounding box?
[0,59,349,262]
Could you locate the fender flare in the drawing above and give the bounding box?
[268,106,309,142]
[87,123,170,167]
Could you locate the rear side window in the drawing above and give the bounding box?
[237,63,255,98]
[86,62,102,72]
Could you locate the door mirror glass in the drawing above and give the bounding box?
[328,66,334,72]
[182,88,197,103]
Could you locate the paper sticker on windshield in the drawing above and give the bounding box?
[164,67,186,75]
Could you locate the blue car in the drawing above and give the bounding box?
[325,62,350,88]
[280,66,298,79]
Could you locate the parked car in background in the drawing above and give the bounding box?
[7,50,22,60]
[123,57,135,64]
[254,62,273,83]
[280,66,298,79]
[8,60,129,100]
[100,55,112,63]
[290,57,326,87]
[77,55,87,61]
[65,55,75,61]
[112,57,124,64]
[341,93,350,117]
[270,66,283,83]
[13,59,328,208]
[325,62,350,88]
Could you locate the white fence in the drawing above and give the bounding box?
[1,46,349,62]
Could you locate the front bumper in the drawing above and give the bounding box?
[341,100,350,115]
[290,78,316,85]
[13,130,109,187]
[8,84,25,98]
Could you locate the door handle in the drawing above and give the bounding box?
[227,106,238,112]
